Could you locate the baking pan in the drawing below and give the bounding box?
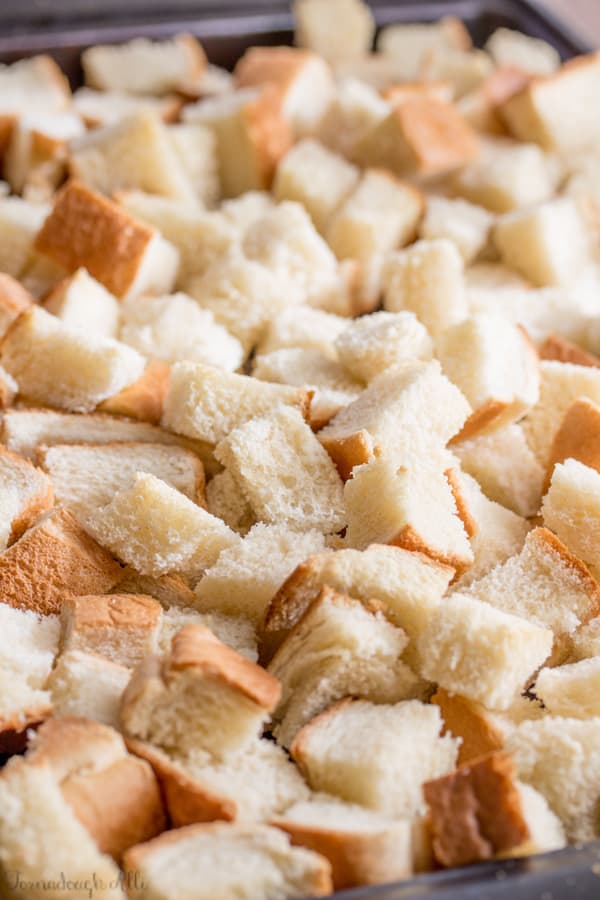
[0,1,596,898]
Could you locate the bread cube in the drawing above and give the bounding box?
[43,268,120,339]
[0,55,71,116]
[96,360,171,425]
[457,65,533,135]
[215,406,346,534]
[540,334,600,368]
[194,523,325,624]
[535,657,600,718]
[82,33,206,94]
[168,122,220,207]
[0,508,122,616]
[87,473,239,577]
[418,593,553,709]
[258,306,347,360]
[0,365,17,409]
[5,112,84,199]
[0,195,49,279]
[485,28,560,75]
[377,17,471,80]
[48,650,131,729]
[121,624,280,758]
[0,272,34,339]
[382,239,468,338]
[546,398,600,486]
[419,196,493,263]
[34,181,179,299]
[291,698,458,818]
[205,470,257,536]
[0,446,54,549]
[419,48,493,99]
[73,87,181,128]
[542,459,600,572]
[335,311,433,383]
[294,0,374,63]
[316,77,389,160]
[159,607,258,663]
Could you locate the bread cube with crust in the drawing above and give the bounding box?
[377,17,471,80]
[316,78,389,160]
[545,398,600,486]
[291,698,459,818]
[0,446,54,549]
[294,0,374,63]
[4,112,84,199]
[542,459,600,573]
[49,650,131,729]
[205,470,257,536]
[419,196,493,263]
[215,406,346,535]
[335,311,433,383]
[485,28,560,75]
[0,272,34,339]
[43,268,120,339]
[534,657,600,718]
[121,624,281,759]
[418,593,553,709]
[96,360,171,425]
[158,608,258,664]
[0,55,71,116]
[167,122,220,207]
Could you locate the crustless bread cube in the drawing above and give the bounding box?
[419,195,494,263]
[534,657,600,719]
[377,17,471,80]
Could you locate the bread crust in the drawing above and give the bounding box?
[389,523,472,578]
[546,397,600,487]
[444,468,477,540]
[290,696,355,775]
[0,273,34,337]
[539,334,600,369]
[98,360,171,426]
[243,87,294,189]
[318,430,374,481]
[392,97,480,176]
[432,689,505,765]
[450,398,512,444]
[0,445,55,544]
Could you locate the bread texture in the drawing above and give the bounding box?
[0,445,54,549]
[420,195,494,263]
[542,459,600,573]
[72,87,182,128]
[335,311,433,384]
[258,306,347,360]
[82,34,206,94]
[0,272,33,338]
[545,397,600,486]
[377,17,471,80]
[48,650,131,729]
[294,0,375,64]
[534,657,600,718]
[97,360,171,425]
[205,470,257,536]
[43,267,120,338]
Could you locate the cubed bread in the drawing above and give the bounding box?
[273,139,359,234]
[34,180,179,300]
[5,112,84,199]
[0,364,17,409]
[1,306,146,414]
[493,197,590,287]
[258,306,347,360]
[464,527,600,640]
[377,17,471,80]
[539,334,600,368]
[418,47,493,100]
[291,698,458,818]
[418,593,553,708]
[121,624,280,758]
[73,87,182,128]
[123,822,332,900]
[0,508,122,616]
[326,169,424,261]
[271,795,412,889]
[82,34,206,94]
[294,0,375,63]
[568,616,600,662]
[215,406,346,534]
[382,239,468,339]
[48,650,131,729]
[168,122,220,206]
[356,98,479,178]
[419,196,494,264]
[119,291,243,370]
[534,657,600,718]
[269,587,418,747]
[87,473,238,578]
[0,272,34,338]
[43,267,120,338]
[438,314,539,439]
[194,523,325,624]
[159,608,257,665]
[0,446,54,549]
[0,54,71,116]
[542,459,600,572]
[205,470,257,536]
[456,65,533,136]
[485,28,560,75]
[40,441,206,526]
[335,311,433,383]
[318,360,471,479]
[0,195,49,279]
[545,398,600,486]
[501,51,600,152]
[163,361,310,444]
[97,360,171,425]
[116,568,196,610]
[316,77,389,160]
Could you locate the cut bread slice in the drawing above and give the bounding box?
[97,360,171,425]
[122,821,332,900]
[194,523,326,624]
[87,473,238,578]
[73,87,181,128]
[318,360,471,480]
[534,657,600,718]
[344,459,473,574]
[82,34,206,95]
[215,406,346,534]
[158,607,258,663]
[34,180,179,300]
[0,272,34,338]
[486,28,560,75]
[0,508,122,616]
[0,445,54,549]
[542,459,600,574]
[294,0,375,63]
[39,441,206,525]
[269,587,419,747]
[60,593,162,669]
[419,195,494,264]
[43,267,120,339]
[335,311,433,383]
[257,306,347,360]
[377,17,471,80]
[1,306,146,413]
[417,593,553,709]
[382,239,468,339]
[162,361,311,445]
[205,470,257,536]
[48,650,131,730]
[121,624,280,758]
[545,398,600,487]
[290,698,458,818]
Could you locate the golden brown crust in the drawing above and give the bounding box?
[115,567,196,608]
[539,334,600,369]
[0,507,122,616]
[449,399,512,444]
[234,46,316,93]
[243,86,294,189]
[389,524,472,578]
[531,526,600,620]
[98,360,172,426]
[444,468,477,540]
[546,397,600,488]
[423,752,529,868]
[62,592,162,634]
[34,180,155,298]
[318,430,374,481]
[0,273,34,335]
[290,697,355,775]
[393,97,480,176]
[0,114,17,161]
[432,689,505,765]
[0,445,55,544]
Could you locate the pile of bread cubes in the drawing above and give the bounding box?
[2,0,600,896]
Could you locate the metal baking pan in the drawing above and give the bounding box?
[0,0,596,898]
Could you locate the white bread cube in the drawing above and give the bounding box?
[382,239,468,339]
[464,527,600,640]
[485,28,560,75]
[43,267,120,338]
[545,397,600,488]
[159,607,257,663]
[34,180,179,300]
[0,272,34,339]
[377,17,471,79]
[327,169,424,261]
[269,587,418,747]
[194,523,325,624]
[168,122,219,207]
[215,406,346,534]
[120,291,243,370]
[5,112,84,199]
[453,424,545,518]
[437,314,539,438]
[418,48,493,99]
[82,34,206,94]
[220,190,274,229]
[542,459,600,572]
[417,593,553,709]
[506,716,600,841]
[121,624,280,759]
[291,698,458,818]
[70,111,193,201]
[87,473,239,577]
[501,51,600,152]
[568,616,600,662]
[72,87,181,128]
[98,360,170,426]
[534,657,600,718]
[123,822,332,900]
[258,306,348,360]
[344,459,473,573]
[205,470,257,536]
[493,197,590,287]
[0,306,146,414]
[316,77,389,160]
[318,360,471,479]
[420,196,494,263]
[335,311,433,383]
[0,446,54,549]
[274,139,359,234]
[0,195,49,278]
[0,55,71,116]
[163,361,310,444]
[294,0,375,63]
[48,650,131,729]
